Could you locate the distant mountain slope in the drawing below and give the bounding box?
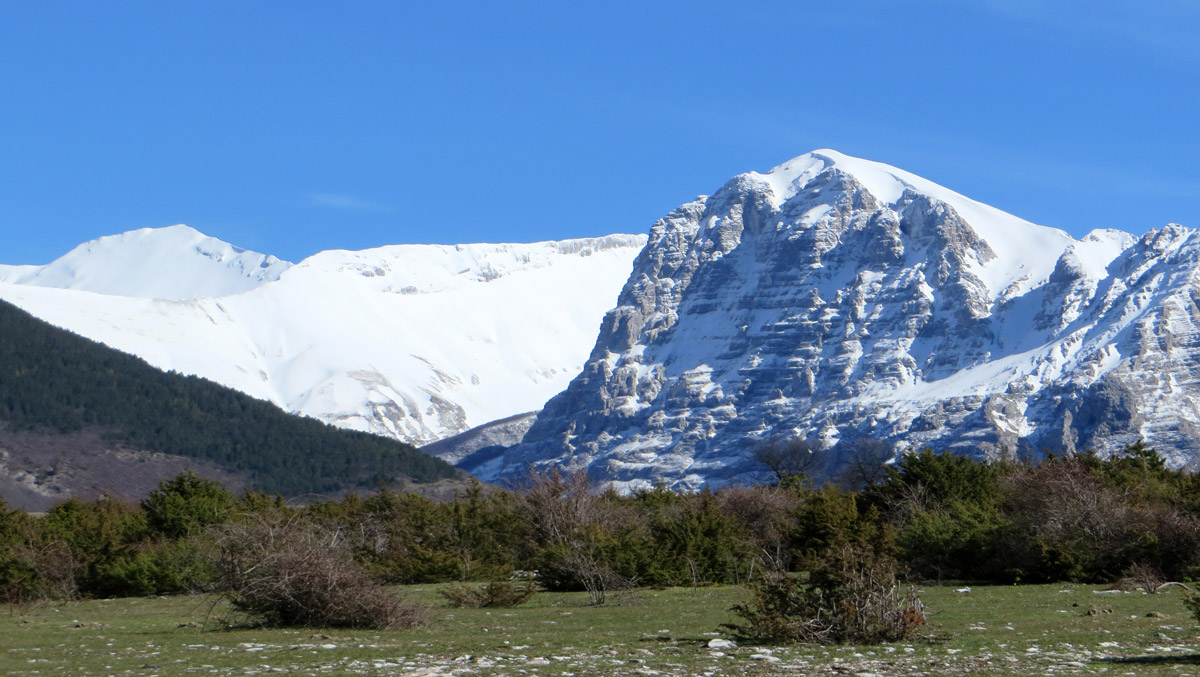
[0,224,291,300]
[485,149,1200,490]
[0,230,647,445]
[0,299,459,501]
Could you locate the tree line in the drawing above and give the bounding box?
[0,299,458,494]
[4,440,1198,614]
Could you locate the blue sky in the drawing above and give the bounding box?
[3,1,1199,265]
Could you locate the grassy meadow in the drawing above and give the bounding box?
[3,583,1200,676]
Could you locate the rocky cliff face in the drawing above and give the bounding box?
[475,150,1200,490]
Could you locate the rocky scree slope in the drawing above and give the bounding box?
[0,228,647,446]
[476,150,1200,490]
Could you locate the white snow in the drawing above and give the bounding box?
[749,151,1144,414]
[760,150,1099,301]
[0,225,292,300]
[1074,229,1137,280]
[0,226,647,445]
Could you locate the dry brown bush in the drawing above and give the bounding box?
[1129,561,1165,594]
[205,511,424,629]
[724,542,925,645]
[521,469,631,605]
[3,538,77,613]
[999,458,1200,582]
[717,485,802,574]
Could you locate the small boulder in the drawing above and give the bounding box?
[707,638,737,649]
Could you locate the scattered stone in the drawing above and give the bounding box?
[707,638,736,649]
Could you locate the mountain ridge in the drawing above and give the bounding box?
[9,149,1198,493]
[0,227,647,446]
[0,298,460,508]
[0,224,292,300]
[477,150,1200,490]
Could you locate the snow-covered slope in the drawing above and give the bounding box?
[0,230,647,445]
[481,150,1200,490]
[0,225,292,300]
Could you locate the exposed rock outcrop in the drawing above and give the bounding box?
[476,150,1198,490]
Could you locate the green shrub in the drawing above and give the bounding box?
[142,471,233,540]
[1183,589,1200,625]
[93,538,214,597]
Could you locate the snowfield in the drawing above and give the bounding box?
[0,227,647,445]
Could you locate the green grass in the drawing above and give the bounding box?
[2,584,1199,675]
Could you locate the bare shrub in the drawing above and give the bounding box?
[1128,562,1165,594]
[2,538,77,612]
[717,485,802,574]
[752,438,823,486]
[206,511,424,629]
[724,542,925,645]
[441,575,537,608]
[834,438,895,490]
[998,457,1200,582]
[521,469,631,605]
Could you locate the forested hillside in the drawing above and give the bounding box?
[0,299,459,496]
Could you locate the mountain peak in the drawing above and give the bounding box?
[735,149,1078,301]
[484,151,1177,490]
[0,225,292,301]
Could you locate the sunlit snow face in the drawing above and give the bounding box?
[0,227,648,447]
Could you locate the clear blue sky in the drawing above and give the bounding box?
[3,1,1199,265]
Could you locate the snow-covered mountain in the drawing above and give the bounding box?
[476,149,1200,490]
[0,225,292,300]
[0,228,647,445]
